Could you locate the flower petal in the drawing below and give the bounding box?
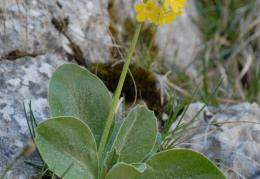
[164,0,170,6]
[147,0,156,7]
[175,9,184,15]
[178,0,186,7]
[154,6,163,14]
[165,14,176,24]
[135,3,146,12]
[136,11,147,22]
[147,13,158,23]
[170,1,180,13]
[156,15,164,25]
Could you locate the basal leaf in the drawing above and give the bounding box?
[100,149,119,179]
[105,162,143,179]
[48,63,112,148]
[132,149,226,179]
[142,132,161,162]
[101,120,124,165]
[35,117,98,179]
[112,105,158,163]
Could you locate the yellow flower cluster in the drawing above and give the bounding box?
[135,0,186,25]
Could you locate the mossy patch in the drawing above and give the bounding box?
[2,50,38,60]
[90,62,167,113]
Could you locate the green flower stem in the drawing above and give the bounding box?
[98,22,142,161]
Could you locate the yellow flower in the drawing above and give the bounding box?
[164,0,186,13]
[156,10,183,25]
[135,0,163,23]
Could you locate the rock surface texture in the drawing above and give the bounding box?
[0,55,64,178]
[156,0,201,76]
[170,102,260,179]
[0,0,111,65]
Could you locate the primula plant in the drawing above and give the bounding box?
[32,0,226,178]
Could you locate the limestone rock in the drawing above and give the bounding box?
[0,0,111,65]
[0,55,64,178]
[170,102,260,179]
[156,0,201,76]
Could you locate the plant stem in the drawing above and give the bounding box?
[98,22,142,161]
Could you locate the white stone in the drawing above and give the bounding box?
[8,78,21,86]
[0,0,112,64]
[87,2,94,10]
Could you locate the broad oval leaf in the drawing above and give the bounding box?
[35,117,98,179]
[112,105,158,163]
[48,63,112,147]
[132,149,226,179]
[105,162,143,179]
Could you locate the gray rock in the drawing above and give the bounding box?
[156,0,201,76]
[170,102,260,179]
[0,0,111,64]
[0,55,65,178]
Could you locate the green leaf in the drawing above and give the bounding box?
[142,132,161,162]
[131,163,146,173]
[101,120,124,164]
[132,149,227,179]
[48,63,112,148]
[100,149,119,179]
[35,117,98,179]
[112,105,158,163]
[100,120,125,179]
[105,162,143,179]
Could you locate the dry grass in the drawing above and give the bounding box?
[194,0,260,103]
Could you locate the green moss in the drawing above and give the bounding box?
[2,50,38,60]
[90,62,167,112]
